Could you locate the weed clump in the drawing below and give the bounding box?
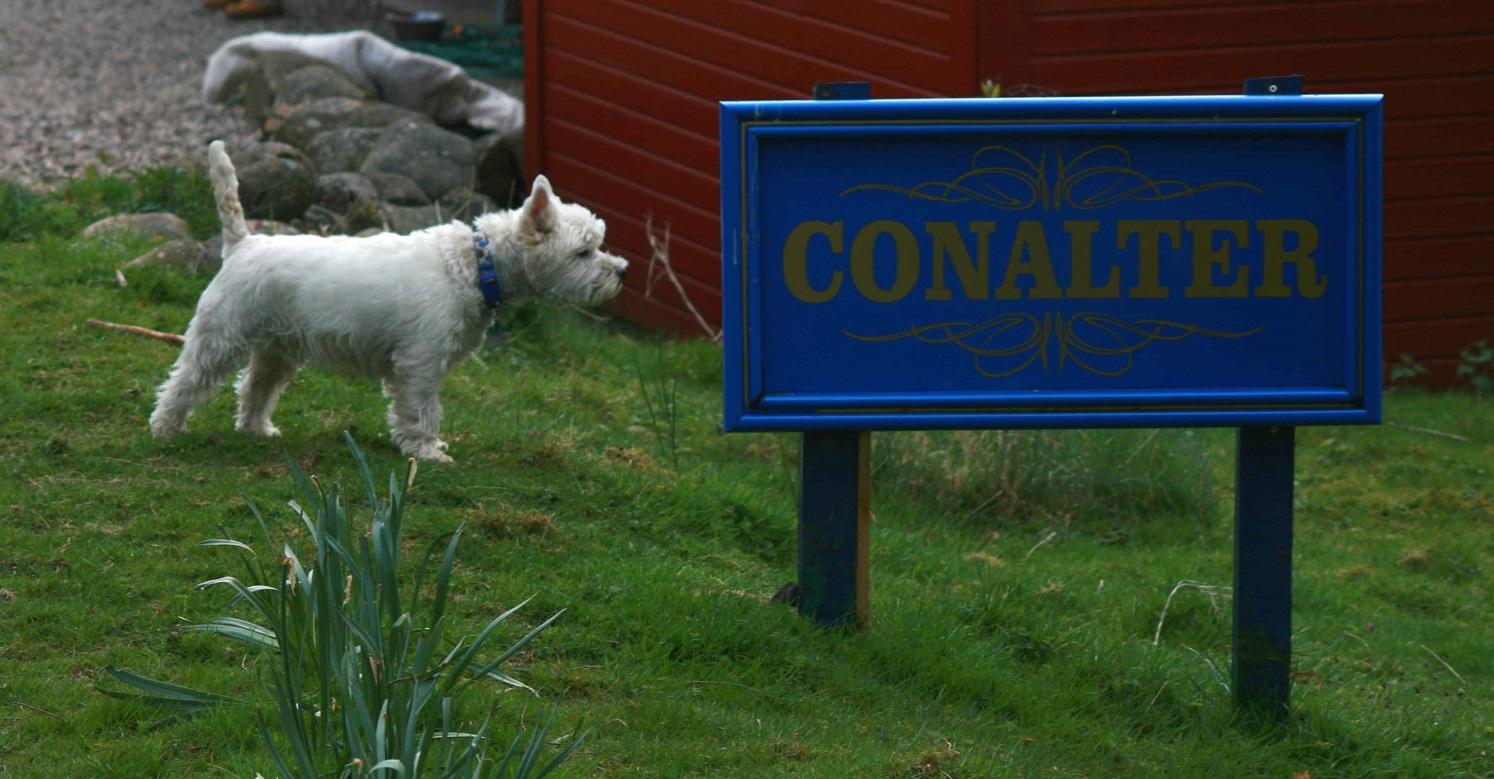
[102,434,584,778]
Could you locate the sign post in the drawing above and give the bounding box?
[720,86,1382,712]
[792,82,876,631]
[1234,425,1295,712]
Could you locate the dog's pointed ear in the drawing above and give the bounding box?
[521,175,557,235]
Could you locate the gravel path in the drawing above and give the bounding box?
[0,0,383,187]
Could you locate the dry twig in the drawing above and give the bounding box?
[1153,579,1231,645]
[1023,530,1058,561]
[85,319,184,346]
[643,216,721,341]
[1387,422,1472,443]
[1419,643,1468,686]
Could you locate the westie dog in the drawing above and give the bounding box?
[149,140,627,462]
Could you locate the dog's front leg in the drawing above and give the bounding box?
[384,360,452,463]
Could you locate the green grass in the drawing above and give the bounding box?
[1,172,1490,777]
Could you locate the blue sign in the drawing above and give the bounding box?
[720,96,1382,432]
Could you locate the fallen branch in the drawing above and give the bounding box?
[643,216,721,342]
[85,319,184,346]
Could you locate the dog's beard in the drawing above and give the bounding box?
[564,270,622,307]
[525,255,625,307]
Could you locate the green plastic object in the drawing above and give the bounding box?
[396,23,523,79]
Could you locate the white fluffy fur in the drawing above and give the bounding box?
[149,141,627,462]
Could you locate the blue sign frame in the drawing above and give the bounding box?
[720,95,1383,432]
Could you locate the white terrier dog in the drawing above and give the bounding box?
[149,141,627,462]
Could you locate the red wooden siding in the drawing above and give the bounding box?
[984,0,1494,386]
[527,0,1494,386]
[524,0,977,334]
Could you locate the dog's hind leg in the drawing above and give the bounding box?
[149,318,248,437]
[384,360,452,463]
[235,351,299,437]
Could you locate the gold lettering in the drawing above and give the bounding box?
[925,221,993,301]
[1116,220,1177,299]
[1184,220,1250,298]
[1257,219,1326,298]
[782,220,844,304]
[996,220,1062,300]
[1063,220,1119,299]
[851,220,920,303]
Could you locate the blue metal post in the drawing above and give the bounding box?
[793,81,874,630]
[1233,425,1295,714]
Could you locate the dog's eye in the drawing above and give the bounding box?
[575,248,591,259]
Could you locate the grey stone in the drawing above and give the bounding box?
[360,119,477,199]
[306,127,382,173]
[81,212,191,244]
[303,204,344,231]
[316,171,380,214]
[273,97,428,152]
[365,172,429,206]
[226,52,325,130]
[198,220,302,273]
[475,132,525,208]
[200,235,225,273]
[242,219,302,236]
[380,202,444,234]
[123,238,208,273]
[303,198,385,235]
[341,198,391,233]
[276,64,372,106]
[438,187,498,221]
[229,142,318,221]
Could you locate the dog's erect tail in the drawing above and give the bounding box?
[207,140,249,249]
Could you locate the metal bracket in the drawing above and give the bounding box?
[813,81,871,101]
[1244,75,1303,96]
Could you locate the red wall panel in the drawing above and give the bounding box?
[985,0,1494,385]
[525,0,978,334]
[527,0,1493,385]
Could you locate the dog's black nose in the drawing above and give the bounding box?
[617,267,628,280]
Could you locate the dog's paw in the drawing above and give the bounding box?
[236,420,281,438]
[407,443,454,463]
[149,416,186,438]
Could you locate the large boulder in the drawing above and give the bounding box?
[123,238,210,274]
[217,51,325,129]
[380,203,444,234]
[273,97,428,152]
[360,119,477,200]
[306,127,383,173]
[198,220,302,273]
[364,172,429,206]
[81,213,192,244]
[315,172,380,214]
[475,132,524,208]
[438,187,498,221]
[312,173,387,233]
[229,142,318,221]
[277,64,372,105]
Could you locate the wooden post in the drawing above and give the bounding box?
[797,430,871,629]
[1232,425,1295,715]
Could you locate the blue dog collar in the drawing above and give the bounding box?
[473,231,502,307]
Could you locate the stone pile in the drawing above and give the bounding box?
[221,55,524,235]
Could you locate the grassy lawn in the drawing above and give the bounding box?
[0,172,1490,777]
